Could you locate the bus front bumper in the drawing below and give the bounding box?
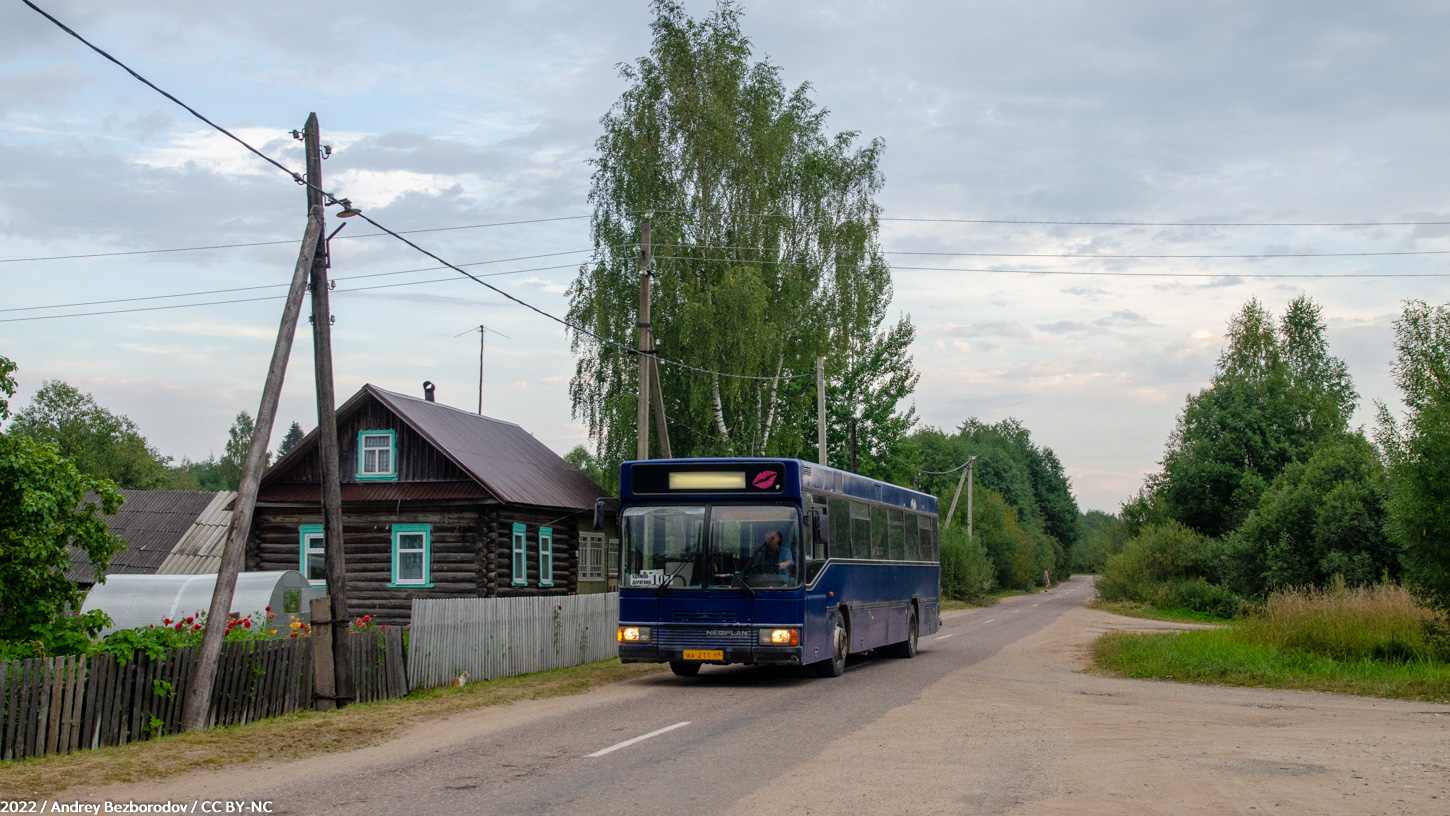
[619,644,803,666]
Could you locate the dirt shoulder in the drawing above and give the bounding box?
[729,603,1450,816]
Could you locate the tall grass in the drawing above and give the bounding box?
[1242,579,1440,662]
[1093,580,1450,702]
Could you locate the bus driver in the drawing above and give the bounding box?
[751,530,795,579]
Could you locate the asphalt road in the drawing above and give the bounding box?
[241,577,1095,816]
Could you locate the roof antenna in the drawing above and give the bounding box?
[422,381,436,402]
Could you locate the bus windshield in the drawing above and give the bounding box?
[622,505,801,590]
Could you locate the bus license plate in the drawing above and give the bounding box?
[682,650,723,660]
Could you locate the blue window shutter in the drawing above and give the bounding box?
[511,523,528,586]
[539,527,554,588]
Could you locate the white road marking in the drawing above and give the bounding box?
[983,619,995,624]
[586,722,691,758]
[935,633,957,640]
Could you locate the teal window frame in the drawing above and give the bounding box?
[356,430,397,482]
[389,523,433,587]
[538,526,554,587]
[299,524,325,586]
[511,523,528,586]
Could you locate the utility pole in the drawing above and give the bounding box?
[849,417,859,474]
[967,455,975,540]
[180,206,324,732]
[477,325,484,414]
[636,217,652,461]
[304,112,353,708]
[816,355,827,466]
[944,454,976,532]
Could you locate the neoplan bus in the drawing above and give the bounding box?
[599,458,941,677]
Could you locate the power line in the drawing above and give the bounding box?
[648,208,1450,228]
[0,217,594,264]
[0,265,580,324]
[647,244,1450,260]
[648,255,1450,279]
[22,0,808,383]
[0,251,592,314]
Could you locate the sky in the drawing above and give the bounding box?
[1,1,1447,512]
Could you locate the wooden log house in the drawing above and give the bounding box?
[248,384,612,626]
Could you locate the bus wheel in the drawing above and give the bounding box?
[890,609,919,659]
[816,616,848,677]
[670,661,701,677]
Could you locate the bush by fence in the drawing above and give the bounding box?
[408,593,619,690]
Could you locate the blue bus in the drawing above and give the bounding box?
[601,458,940,677]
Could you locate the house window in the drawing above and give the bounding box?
[607,538,620,577]
[299,524,325,585]
[539,527,554,588]
[357,430,397,481]
[511,523,528,586]
[390,523,432,587]
[579,532,605,581]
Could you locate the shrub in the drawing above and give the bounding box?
[939,526,994,601]
[1097,521,1242,615]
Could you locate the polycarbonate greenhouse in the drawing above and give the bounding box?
[81,571,321,634]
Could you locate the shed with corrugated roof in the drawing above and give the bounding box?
[248,384,615,626]
[67,489,236,588]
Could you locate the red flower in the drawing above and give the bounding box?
[175,623,184,631]
[265,606,272,612]
[193,624,203,631]
[363,615,371,623]
[163,618,172,625]
[243,619,251,628]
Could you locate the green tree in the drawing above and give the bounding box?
[1075,510,1128,573]
[217,411,268,491]
[9,380,170,488]
[1159,296,1357,537]
[568,0,914,473]
[1224,433,1393,596]
[1377,299,1450,620]
[276,421,306,459]
[565,444,613,492]
[0,361,123,654]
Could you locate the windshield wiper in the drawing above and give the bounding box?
[655,551,699,595]
[731,571,756,597]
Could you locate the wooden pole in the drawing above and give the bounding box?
[967,456,975,540]
[816,355,827,466]
[944,455,975,532]
[635,217,652,461]
[179,205,324,732]
[304,112,353,707]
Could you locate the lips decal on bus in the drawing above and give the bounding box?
[752,471,778,489]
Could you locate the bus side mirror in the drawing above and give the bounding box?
[594,497,619,531]
[812,510,829,548]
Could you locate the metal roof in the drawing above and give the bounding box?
[155,491,236,575]
[261,384,608,511]
[68,490,234,583]
[257,481,492,503]
[371,386,608,511]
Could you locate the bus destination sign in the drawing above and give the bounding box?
[631,462,786,494]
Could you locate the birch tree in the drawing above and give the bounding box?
[568,0,914,470]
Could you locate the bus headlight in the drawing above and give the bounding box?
[759,628,798,646]
[618,626,650,644]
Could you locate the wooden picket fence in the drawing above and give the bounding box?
[348,627,408,703]
[407,593,619,690]
[0,628,409,762]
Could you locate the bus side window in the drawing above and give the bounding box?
[828,498,850,559]
[871,505,887,559]
[850,501,871,558]
[887,509,905,560]
[904,513,919,560]
[925,516,939,561]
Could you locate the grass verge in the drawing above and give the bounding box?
[1091,598,1233,625]
[1093,628,1450,703]
[0,659,665,799]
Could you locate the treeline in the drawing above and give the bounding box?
[2,379,308,492]
[1098,296,1450,636]
[892,419,1080,600]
